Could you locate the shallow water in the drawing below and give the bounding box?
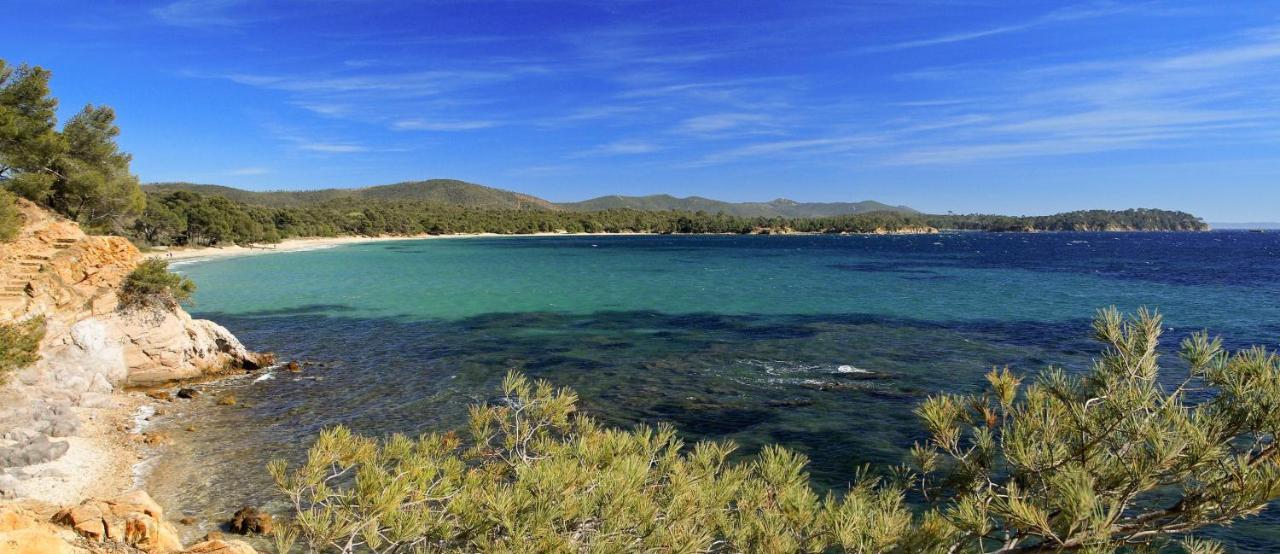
[151,232,1280,549]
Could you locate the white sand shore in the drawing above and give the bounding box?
[147,232,657,262]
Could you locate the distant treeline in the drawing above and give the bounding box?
[922,209,1210,232]
[131,190,1208,247]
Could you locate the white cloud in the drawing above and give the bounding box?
[673,113,776,136]
[296,142,368,154]
[152,0,250,28]
[581,140,662,156]
[393,119,499,131]
[227,167,270,176]
[860,4,1133,53]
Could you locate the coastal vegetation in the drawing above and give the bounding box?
[0,60,144,233]
[0,317,44,385]
[128,188,1209,247]
[271,309,1280,553]
[0,189,20,241]
[119,258,196,310]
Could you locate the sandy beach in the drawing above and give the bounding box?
[147,232,665,262]
[148,235,438,261]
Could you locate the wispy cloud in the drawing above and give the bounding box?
[860,4,1132,52]
[882,26,1280,164]
[393,119,499,131]
[673,113,778,136]
[227,167,270,176]
[579,140,663,157]
[263,122,375,155]
[296,142,368,154]
[152,0,252,28]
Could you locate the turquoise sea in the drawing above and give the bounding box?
[152,232,1280,549]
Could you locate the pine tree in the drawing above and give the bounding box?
[271,309,1280,553]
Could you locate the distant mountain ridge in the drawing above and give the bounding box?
[143,180,558,211]
[141,181,918,217]
[557,194,917,218]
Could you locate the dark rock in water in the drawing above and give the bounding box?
[831,371,893,381]
[800,381,863,392]
[176,388,200,399]
[243,352,274,371]
[766,398,815,408]
[179,516,196,525]
[286,361,302,372]
[229,506,272,535]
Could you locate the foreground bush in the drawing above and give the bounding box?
[119,258,195,310]
[271,309,1280,553]
[0,317,45,385]
[0,190,20,241]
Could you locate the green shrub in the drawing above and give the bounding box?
[0,317,45,384]
[0,190,21,241]
[119,258,195,310]
[271,310,1280,553]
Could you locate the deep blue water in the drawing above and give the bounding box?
[151,231,1280,549]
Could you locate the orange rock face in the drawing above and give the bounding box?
[0,199,139,321]
[52,490,184,553]
[0,506,87,554]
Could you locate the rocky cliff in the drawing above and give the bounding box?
[0,199,263,504]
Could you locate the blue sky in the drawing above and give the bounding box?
[5,1,1280,220]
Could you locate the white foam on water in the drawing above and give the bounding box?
[253,371,275,383]
[131,404,157,434]
[131,454,159,490]
[836,365,873,374]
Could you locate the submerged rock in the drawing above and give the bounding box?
[228,506,272,535]
[176,388,200,399]
[184,538,260,553]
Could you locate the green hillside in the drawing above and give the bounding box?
[143,179,559,211]
[557,194,917,217]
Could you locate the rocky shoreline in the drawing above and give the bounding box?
[1,200,271,552]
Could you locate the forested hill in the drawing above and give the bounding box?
[142,182,917,218]
[143,180,559,211]
[557,195,917,217]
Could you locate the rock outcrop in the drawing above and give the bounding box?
[53,490,184,553]
[1,491,261,553]
[0,199,263,503]
[0,505,87,554]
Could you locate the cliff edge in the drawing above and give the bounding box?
[0,199,263,504]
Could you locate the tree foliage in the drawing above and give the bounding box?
[923,209,1210,232]
[131,189,1208,247]
[47,104,144,229]
[0,317,45,385]
[0,58,143,230]
[119,258,196,310]
[0,189,21,241]
[272,310,1280,553]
